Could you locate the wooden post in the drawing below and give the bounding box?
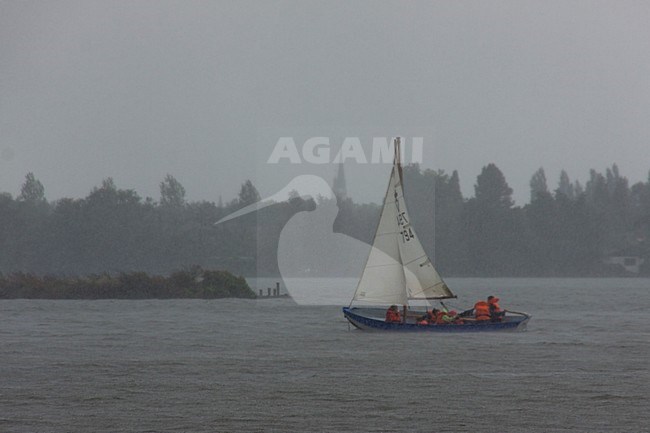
[402,305,408,324]
[267,287,271,297]
[276,282,280,296]
[259,289,263,297]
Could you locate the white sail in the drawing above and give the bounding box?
[350,138,454,307]
[394,161,455,300]
[350,165,407,305]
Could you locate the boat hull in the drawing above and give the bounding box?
[342,307,530,332]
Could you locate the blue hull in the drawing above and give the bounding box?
[342,307,530,332]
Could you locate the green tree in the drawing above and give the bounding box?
[80,178,145,273]
[429,168,465,275]
[525,181,558,274]
[585,169,608,208]
[464,164,525,275]
[556,170,575,200]
[18,172,45,203]
[238,180,260,208]
[475,163,514,209]
[529,167,549,203]
[160,174,186,207]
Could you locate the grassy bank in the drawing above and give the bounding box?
[0,267,256,300]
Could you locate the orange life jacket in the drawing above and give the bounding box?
[427,310,442,324]
[386,309,401,323]
[488,298,501,312]
[435,311,451,324]
[488,298,502,321]
[474,301,491,321]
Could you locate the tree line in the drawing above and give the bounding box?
[392,164,650,276]
[1,164,649,279]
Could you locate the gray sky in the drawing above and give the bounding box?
[1,1,649,205]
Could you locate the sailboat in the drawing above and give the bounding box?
[342,138,530,332]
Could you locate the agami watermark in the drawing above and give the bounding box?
[267,136,423,164]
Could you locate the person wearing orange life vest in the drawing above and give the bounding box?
[436,312,448,324]
[416,309,437,325]
[418,308,465,325]
[385,305,402,323]
[445,309,465,324]
[435,308,451,324]
[488,295,505,322]
[435,309,463,324]
[473,300,491,321]
[430,308,451,325]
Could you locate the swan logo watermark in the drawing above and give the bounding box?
[219,137,420,305]
[215,174,368,305]
[267,137,423,164]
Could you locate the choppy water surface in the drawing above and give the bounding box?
[1,278,649,433]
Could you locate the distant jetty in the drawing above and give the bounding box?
[257,282,291,299]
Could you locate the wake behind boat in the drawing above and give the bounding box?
[342,138,530,332]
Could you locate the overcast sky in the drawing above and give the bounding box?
[1,1,649,206]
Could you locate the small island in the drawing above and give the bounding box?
[0,266,256,300]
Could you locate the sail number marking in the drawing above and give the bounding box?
[400,227,415,243]
[397,211,414,243]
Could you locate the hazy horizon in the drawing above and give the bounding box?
[2,1,649,206]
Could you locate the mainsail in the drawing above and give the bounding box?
[350,138,454,306]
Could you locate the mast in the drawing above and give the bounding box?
[393,138,455,301]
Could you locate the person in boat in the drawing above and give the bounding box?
[434,309,464,325]
[385,305,402,323]
[446,309,464,324]
[415,308,441,325]
[488,295,505,322]
[415,307,463,325]
[473,299,491,321]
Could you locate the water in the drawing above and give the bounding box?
[1,278,649,433]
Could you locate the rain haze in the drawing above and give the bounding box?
[1,1,649,205]
[3,3,650,432]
